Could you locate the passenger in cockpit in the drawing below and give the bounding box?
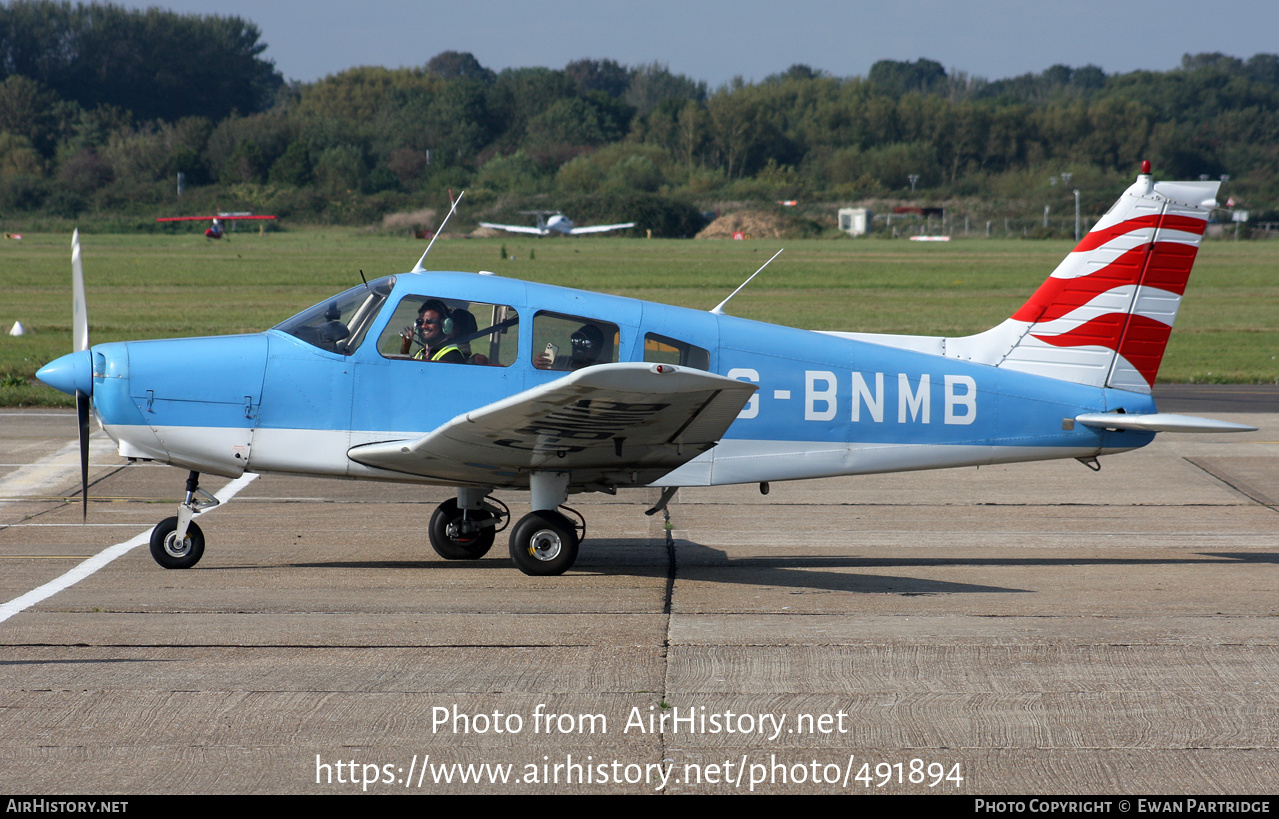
[535,324,605,371]
[447,309,482,363]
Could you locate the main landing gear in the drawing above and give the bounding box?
[428,472,587,577]
[149,471,219,569]
[428,488,509,560]
[147,471,595,577]
[507,507,584,577]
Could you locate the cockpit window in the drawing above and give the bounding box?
[378,296,520,366]
[274,276,395,355]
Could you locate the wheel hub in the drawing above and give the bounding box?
[163,532,192,558]
[527,529,562,561]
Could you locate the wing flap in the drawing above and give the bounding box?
[348,362,756,487]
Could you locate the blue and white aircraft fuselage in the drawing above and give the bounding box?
[37,166,1254,576]
[84,277,1146,482]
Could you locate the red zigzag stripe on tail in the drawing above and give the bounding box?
[1011,242,1200,325]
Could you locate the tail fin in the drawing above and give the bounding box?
[950,165,1219,392]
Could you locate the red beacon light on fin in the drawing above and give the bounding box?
[1141,159,1151,174]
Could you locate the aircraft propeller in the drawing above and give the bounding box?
[71,229,91,520]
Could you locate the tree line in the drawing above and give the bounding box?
[2,1,1277,233]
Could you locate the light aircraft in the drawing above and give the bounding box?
[38,163,1254,577]
[479,210,636,236]
[156,212,277,239]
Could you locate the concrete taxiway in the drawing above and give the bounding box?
[1,403,1275,794]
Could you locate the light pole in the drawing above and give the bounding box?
[1056,173,1077,240]
[908,174,919,193]
[1221,175,1235,240]
[1073,188,1081,242]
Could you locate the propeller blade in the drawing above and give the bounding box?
[72,230,92,520]
[76,389,90,521]
[72,229,89,352]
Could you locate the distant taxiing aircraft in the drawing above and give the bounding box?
[480,210,636,236]
[156,212,276,239]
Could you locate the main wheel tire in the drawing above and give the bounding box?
[429,498,496,560]
[509,510,579,576]
[149,516,205,569]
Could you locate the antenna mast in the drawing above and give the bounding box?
[710,248,784,315]
[412,190,465,272]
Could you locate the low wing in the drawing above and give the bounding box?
[156,215,277,222]
[347,362,756,489]
[478,221,547,236]
[567,222,637,235]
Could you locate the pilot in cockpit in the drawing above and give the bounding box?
[399,299,465,364]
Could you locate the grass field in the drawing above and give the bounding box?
[2,229,1275,406]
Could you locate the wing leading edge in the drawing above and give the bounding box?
[568,222,636,235]
[347,362,757,489]
[478,222,546,235]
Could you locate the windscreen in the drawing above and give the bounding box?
[274,276,396,355]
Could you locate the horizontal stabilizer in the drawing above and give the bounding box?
[1074,412,1257,433]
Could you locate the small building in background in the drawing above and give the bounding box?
[838,207,873,236]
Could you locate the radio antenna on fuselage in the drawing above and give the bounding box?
[412,189,465,273]
[710,248,784,315]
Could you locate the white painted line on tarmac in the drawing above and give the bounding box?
[1,523,161,527]
[0,435,118,507]
[0,473,258,624]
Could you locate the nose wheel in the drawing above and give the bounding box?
[148,470,217,569]
[509,510,580,576]
[150,517,205,569]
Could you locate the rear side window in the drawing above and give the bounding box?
[532,312,619,371]
[644,333,709,370]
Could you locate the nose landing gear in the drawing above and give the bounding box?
[148,471,219,569]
